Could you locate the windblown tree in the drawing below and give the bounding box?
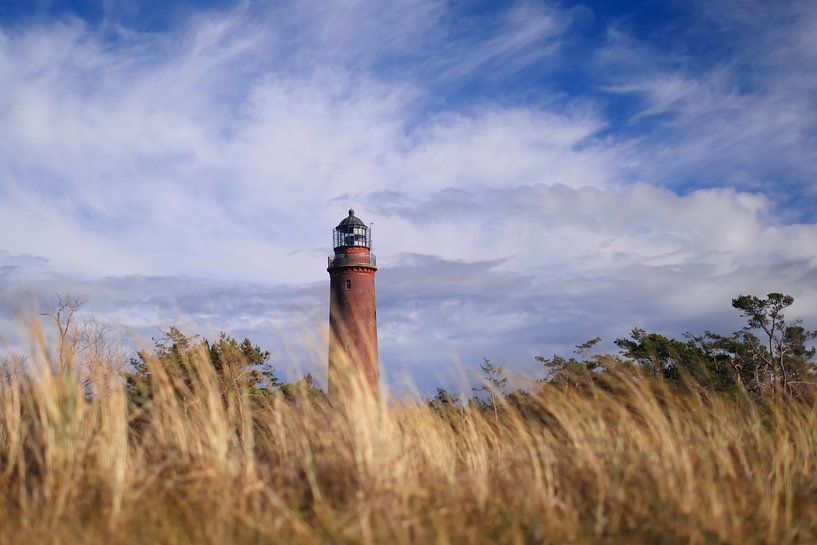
[574,336,601,360]
[536,337,631,392]
[682,294,817,397]
[613,294,817,396]
[44,291,86,369]
[729,293,816,396]
[207,333,280,390]
[613,329,737,392]
[535,293,816,399]
[126,327,284,407]
[472,358,507,421]
[428,387,464,422]
[40,291,126,396]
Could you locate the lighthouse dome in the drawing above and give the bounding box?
[336,209,366,229]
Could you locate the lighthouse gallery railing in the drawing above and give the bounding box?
[327,254,377,269]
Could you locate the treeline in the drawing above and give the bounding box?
[439,292,817,418]
[116,292,816,416]
[547,292,816,396]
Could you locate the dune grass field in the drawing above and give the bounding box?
[1,316,817,545]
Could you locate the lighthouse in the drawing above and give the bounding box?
[327,209,379,396]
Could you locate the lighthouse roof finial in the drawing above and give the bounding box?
[349,208,355,216]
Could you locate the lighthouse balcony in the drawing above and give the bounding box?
[328,253,377,269]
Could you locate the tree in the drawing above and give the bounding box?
[611,293,817,397]
[731,293,817,396]
[44,291,86,368]
[429,387,460,407]
[531,293,816,401]
[537,354,585,385]
[428,387,463,420]
[280,373,327,404]
[536,351,629,392]
[472,358,507,421]
[207,333,279,391]
[683,331,750,392]
[537,336,609,389]
[126,327,284,406]
[615,328,721,384]
[574,336,601,360]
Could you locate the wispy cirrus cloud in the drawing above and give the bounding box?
[597,1,817,209]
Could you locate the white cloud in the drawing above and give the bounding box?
[0,5,591,283]
[0,0,815,392]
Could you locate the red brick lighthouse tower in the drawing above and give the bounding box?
[327,209,379,395]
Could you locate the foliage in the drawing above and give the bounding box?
[472,357,507,420]
[730,293,817,396]
[126,326,290,407]
[535,350,633,392]
[534,292,817,399]
[612,328,741,393]
[279,372,328,405]
[573,335,601,359]
[428,387,463,421]
[207,332,279,390]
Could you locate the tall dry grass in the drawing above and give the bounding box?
[1,320,817,544]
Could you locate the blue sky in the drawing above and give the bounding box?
[0,0,815,394]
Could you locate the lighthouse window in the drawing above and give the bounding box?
[345,279,352,290]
